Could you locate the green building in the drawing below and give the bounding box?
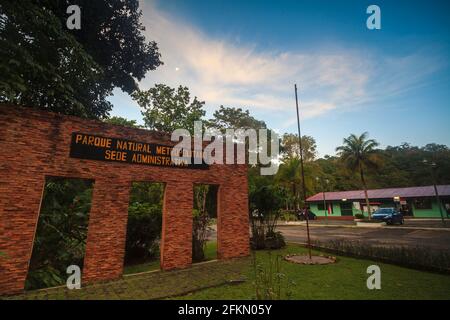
[307,185,450,219]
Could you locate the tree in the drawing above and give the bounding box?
[280,133,317,162]
[125,182,164,264]
[276,158,302,210]
[134,84,205,133]
[207,106,266,131]
[207,106,272,166]
[336,132,380,218]
[192,185,218,262]
[0,0,162,119]
[105,116,141,128]
[26,178,93,290]
[249,185,285,250]
[276,158,323,210]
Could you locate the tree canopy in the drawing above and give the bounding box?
[104,116,141,128]
[280,133,317,162]
[207,106,266,131]
[335,132,380,216]
[134,84,205,133]
[0,0,162,119]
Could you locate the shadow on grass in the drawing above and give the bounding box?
[123,241,218,276]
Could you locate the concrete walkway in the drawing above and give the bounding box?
[280,218,450,231]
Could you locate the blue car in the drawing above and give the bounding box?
[372,208,404,225]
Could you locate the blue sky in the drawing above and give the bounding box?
[109,0,450,156]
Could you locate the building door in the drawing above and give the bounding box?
[340,202,353,216]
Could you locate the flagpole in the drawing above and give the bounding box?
[295,84,312,259]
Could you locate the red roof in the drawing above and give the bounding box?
[306,185,450,202]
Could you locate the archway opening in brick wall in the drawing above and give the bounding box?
[0,106,250,296]
[123,182,165,275]
[25,177,94,290]
[192,184,219,262]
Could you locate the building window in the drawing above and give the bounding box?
[414,198,432,210]
[317,203,333,213]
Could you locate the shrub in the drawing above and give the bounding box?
[192,185,217,262]
[249,185,286,250]
[252,251,294,300]
[265,231,286,250]
[312,239,450,273]
[125,203,162,264]
[354,213,365,219]
[192,208,212,262]
[280,210,297,222]
[26,178,93,290]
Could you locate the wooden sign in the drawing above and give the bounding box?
[69,132,208,169]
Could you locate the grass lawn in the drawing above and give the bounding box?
[4,243,449,300]
[204,240,217,261]
[174,244,450,300]
[123,241,218,275]
[123,260,160,275]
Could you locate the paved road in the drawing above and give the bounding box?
[277,225,450,251]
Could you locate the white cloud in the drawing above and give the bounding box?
[135,0,444,130]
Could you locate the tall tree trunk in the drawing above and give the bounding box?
[359,164,371,219]
[292,183,297,210]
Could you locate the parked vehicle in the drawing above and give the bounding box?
[372,208,404,225]
[296,208,317,221]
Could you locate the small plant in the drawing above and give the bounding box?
[192,185,216,262]
[280,210,297,222]
[252,251,294,300]
[192,208,212,262]
[354,213,365,219]
[250,186,286,250]
[312,239,450,273]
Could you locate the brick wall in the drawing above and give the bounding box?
[0,105,250,295]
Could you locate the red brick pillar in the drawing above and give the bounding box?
[217,171,250,259]
[0,175,46,295]
[160,182,193,270]
[82,178,131,283]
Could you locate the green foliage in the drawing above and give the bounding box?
[26,178,93,290]
[336,132,380,172]
[250,185,286,250]
[336,132,380,217]
[373,143,450,187]
[192,185,217,262]
[264,232,286,250]
[125,202,162,264]
[275,135,323,210]
[280,133,317,162]
[0,0,161,118]
[252,251,293,300]
[207,106,266,131]
[207,106,270,165]
[105,116,141,128]
[177,245,450,300]
[314,240,450,273]
[134,84,205,133]
[316,142,450,191]
[275,158,302,209]
[280,210,298,222]
[250,185,284,217]
[125,182,164,265]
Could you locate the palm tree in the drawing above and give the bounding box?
[276,158,302,210]
[276,158,318,210]
[336,132,379,219]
